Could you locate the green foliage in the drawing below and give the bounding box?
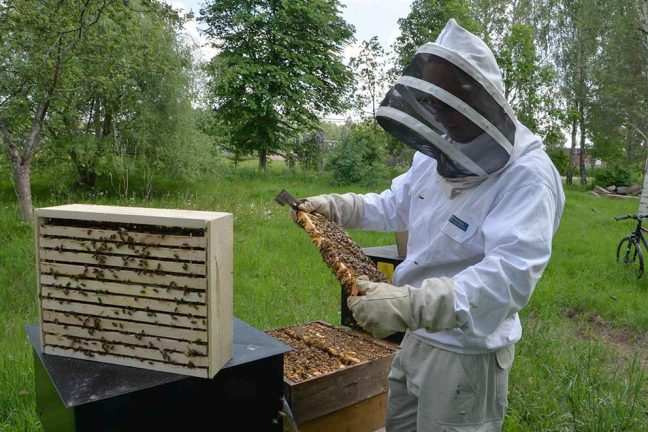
[546,147,569,175]
[349,37,389,121]
[286,131,326,172]
[325,124,390,186]
[591,164,633,187]
[392,0,476,73]
[496,23,556,133]
[61,5,208,193]
[0,0,205,215]
[588,0,648,165]
[200,0,354,169]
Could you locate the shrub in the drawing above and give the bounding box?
[325,124,390,186]
[546,147,569,175]
[591,164,632,188]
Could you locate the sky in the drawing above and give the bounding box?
[164,0,414,62]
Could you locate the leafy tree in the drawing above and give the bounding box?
[45,4,196,194]
[200,0,354,170]
[0,0,119,220]
[467,1,562,137]
[553,0,606,186]
[392,0,476,74]
[496,23,556,133]
[588,0,648,167]
[0,0,188,219]
[349,37,389,125]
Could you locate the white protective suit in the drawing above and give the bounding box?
[299,19,565,431]
[355,18,565,353]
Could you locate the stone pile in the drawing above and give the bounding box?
[588,184,642,199]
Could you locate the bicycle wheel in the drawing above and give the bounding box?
[616,236,644,278]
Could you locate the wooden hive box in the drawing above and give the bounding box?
[267,321,398,428]
[35,204,233,378]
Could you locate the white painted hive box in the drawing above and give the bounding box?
[35,204,233,378]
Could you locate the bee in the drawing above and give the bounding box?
[186,348,201,357]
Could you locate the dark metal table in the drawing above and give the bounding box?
[26,318,290,432]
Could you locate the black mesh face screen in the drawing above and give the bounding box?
[404,55,515,142]
[376,52,516,178]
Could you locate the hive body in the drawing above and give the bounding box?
[35,204,233,378]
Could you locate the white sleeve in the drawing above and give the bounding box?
[354,167,412,232]
[452,183,560,337]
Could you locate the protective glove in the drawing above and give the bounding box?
[347,276,457,339]
[290,193,364,227]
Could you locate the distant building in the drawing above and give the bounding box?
[563,147,604,168]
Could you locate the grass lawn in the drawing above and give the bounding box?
[1,163,646,431]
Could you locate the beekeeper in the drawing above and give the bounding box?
[292,19,564,431]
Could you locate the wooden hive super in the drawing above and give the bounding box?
[35,204,233,378]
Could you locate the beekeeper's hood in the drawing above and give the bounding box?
[376,19,539,181]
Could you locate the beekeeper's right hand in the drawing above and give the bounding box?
[290,193,364,227]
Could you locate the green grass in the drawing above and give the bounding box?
[535,191,648,329]
[1,166,646,431]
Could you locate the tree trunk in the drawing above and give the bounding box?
[637,0,648,56]
[258,149,267,170]
[1,120,38,222]
[625,128,634,165]
[12,162,34,221]
[579,111,587,186]
[567,116,577,185]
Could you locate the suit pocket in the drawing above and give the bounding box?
[495,345,515,410]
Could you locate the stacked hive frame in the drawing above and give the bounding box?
[35,204,233,378]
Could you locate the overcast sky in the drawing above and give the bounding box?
[165,0,414,61]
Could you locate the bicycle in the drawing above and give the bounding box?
[615,214,648,278]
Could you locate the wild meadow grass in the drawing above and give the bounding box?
[0,164,646,430]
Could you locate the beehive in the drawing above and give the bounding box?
[267,321,398,426]
[35,204,233,378]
